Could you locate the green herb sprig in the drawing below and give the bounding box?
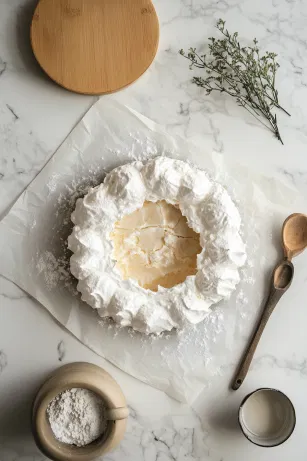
[179,19,290,144]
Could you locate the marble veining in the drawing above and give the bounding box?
[57,341,65,362]
[0,99,49,219]
[0,351,7,374]
[0,58,6,77]
[1,0,307,459]
[104,417,207,461]
[0,275,29,300]
[252,354,307,377]
[6,104,19,120]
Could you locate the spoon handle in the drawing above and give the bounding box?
[232,263,292,390]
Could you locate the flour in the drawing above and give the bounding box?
[36,251,69,291]
[68,156,247,335]
[36,168,105,294]
[47,388,107,447]
[0,96,282,402]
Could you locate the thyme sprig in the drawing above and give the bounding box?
[179,19,290,144]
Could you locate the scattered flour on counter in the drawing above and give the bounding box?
[36,251,69,291]
[36,168,105,294]
[47,388,107,447]
[33,153,258,387]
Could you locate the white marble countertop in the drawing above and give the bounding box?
[1,0,307,460]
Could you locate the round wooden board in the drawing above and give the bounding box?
[31,0,159,95]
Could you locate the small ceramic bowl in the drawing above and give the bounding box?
[32,362,129,461]
[238,388,296,447]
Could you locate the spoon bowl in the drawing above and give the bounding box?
[232,212,307,390]
[282,213,307,260]
[273,260,294,290]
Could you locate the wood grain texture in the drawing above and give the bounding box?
[31,0,159,95]
[282,213,307,260]
[232,259,294,390]
[232,213,307,391]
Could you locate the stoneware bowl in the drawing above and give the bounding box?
[238,387,296,447]
[32,362,129,461]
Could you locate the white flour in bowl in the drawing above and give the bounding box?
[47,388,107,447]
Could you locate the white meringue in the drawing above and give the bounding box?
[68,157,246,335]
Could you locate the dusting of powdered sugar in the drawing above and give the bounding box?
[68,156,247,335]
[47,388,107,446]
[36,251,70,291]
[32,150,261,391]
[35,168,106,295]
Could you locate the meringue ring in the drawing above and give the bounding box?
[68,156,246,335]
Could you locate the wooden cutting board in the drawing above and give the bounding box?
[31,0,159,95]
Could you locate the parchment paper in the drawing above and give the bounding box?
[0,98,305,403]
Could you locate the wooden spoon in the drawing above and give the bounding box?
[31,0,159,95]
[232,213,307,391]
[282,213,307,260]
